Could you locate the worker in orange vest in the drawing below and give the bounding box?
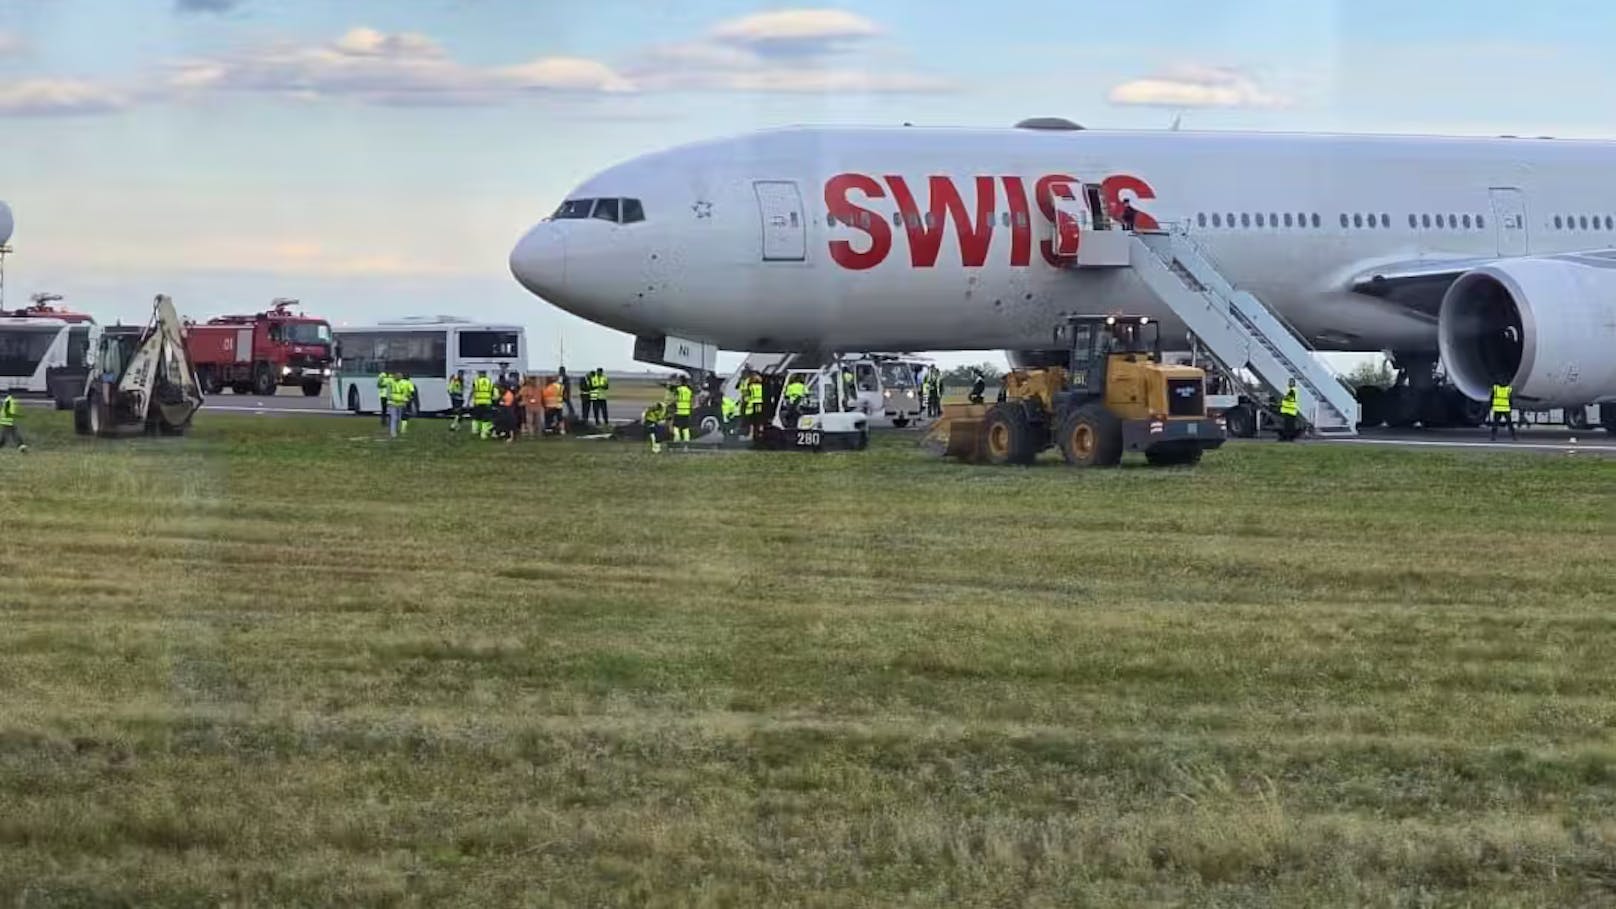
[541,374,564,435]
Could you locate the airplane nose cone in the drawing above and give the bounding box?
[510,223,566,298]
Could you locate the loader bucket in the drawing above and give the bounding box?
[919,403,991,461]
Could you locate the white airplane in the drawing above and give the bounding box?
[510,121,1616,427]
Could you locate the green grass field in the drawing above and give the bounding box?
[3,410,1616,906]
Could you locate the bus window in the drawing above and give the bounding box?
[458,330,520,359]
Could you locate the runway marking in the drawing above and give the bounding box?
[1321,437,1616,453]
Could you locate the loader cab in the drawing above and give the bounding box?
[1060,315,1160,395]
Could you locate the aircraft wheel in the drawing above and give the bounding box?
[1566,405,1591,431]
[891,417,909,429]
[1224,402,1257,438]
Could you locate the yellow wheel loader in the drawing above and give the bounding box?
[923,315,1226,467]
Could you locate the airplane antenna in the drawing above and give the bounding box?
[1169,112,1183,131]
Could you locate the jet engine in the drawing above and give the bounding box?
[1006,349,1069,370]
[1438,256,1616,406]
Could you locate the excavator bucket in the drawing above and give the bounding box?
[919,403,991,461]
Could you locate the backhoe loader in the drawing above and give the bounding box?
[74,295,204,437]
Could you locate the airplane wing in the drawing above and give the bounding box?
[1349,257,1499,317]
[1350,249,1616,316]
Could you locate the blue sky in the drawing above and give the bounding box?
[2,0,1613,368]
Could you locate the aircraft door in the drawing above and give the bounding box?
[1489,187,1528,256]
[754,180,806,262]
[1049,184,1086,258]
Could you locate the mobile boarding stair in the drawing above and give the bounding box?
[1059,212,1359,436]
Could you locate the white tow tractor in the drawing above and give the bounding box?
[74,295,204,437]
[755,362,869,451]
[720,351,925,429]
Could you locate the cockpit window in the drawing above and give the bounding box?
[554,198,594,219]
[622,199,645,223]
[592,198,620,222]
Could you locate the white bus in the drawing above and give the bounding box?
[1,305,98,407]
[329,318,527,414]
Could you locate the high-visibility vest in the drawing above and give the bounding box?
[674,385,693,416]
[577,374,591,401]
[784,381,807,402]
[0,394,16,427]
[1491,384,1512,413]
[448,375,464,397]
[543,382,562,408]
[389,379,414,407]
[472,376,494,405]
[377,373,393,399]
[721,396,740,420]
[745,380,764,413]
[1279,389,1300,416]
[593,374,609,400]
[643,402,665,423]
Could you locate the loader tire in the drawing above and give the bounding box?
[981,402,1038,466]
[1058,404,1122,467]
[73,397,90,435]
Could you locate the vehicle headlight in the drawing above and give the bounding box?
[883,390,892,398]
[322,368,331,376]
[281,366,292,375]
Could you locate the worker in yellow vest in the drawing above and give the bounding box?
[376,371,393,427]
[470,369,496,439]
[591,368,611,425]
[0,393,26,452]
[1490,382,1515,441]
[744,372,766,439]
[1278,379,1301,441]
[643,400,667,453]
[387,372,415,438]
[447,370,466,432]
[672,376,694,443]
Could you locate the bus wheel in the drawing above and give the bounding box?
[347,386,361,414]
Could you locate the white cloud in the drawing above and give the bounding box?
[170,15,945,105]
[1108,64,1290,109]
[0,79,127,116]
[169,26,635,104]
[709,8,881,55]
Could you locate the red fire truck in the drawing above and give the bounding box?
[186,299,334,397]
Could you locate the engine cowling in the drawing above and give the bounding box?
[1005,349,1068,370]
[1438,256,1616,406]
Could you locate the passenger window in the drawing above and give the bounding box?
[858,211,870,228]
[1352,214,1362,228]
[621,198,645,223]
[1197,213,1207,227]
[1422,214,1432,228]
[1606,216,1614,230]
[1226,212,1235,228]
[1283,213,1293,227]
[591,198,620,222]
[827,213,837,228]
[789,212,799,227]
[1339,213,1349,228]
[1581,215,1590,230]
[1408,213,1418,229]
[892,212,901,227]
[1380,214,1390,228]
[1462,214,1472,229]
[1002,212,1011,227]
[923,212,936,229]
[1311,213,1321,228]
[1211,213,1222,227]
[1477,214,1485,229]
[1015,211,1028,227]
[1240,213,1250,228]
[1255,213,1265,227]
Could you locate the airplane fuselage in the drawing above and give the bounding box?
[512,127,1616,357]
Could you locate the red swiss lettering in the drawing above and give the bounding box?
[825,173,891,271]
[1101,175,1160,230]
[886,175,996,267]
